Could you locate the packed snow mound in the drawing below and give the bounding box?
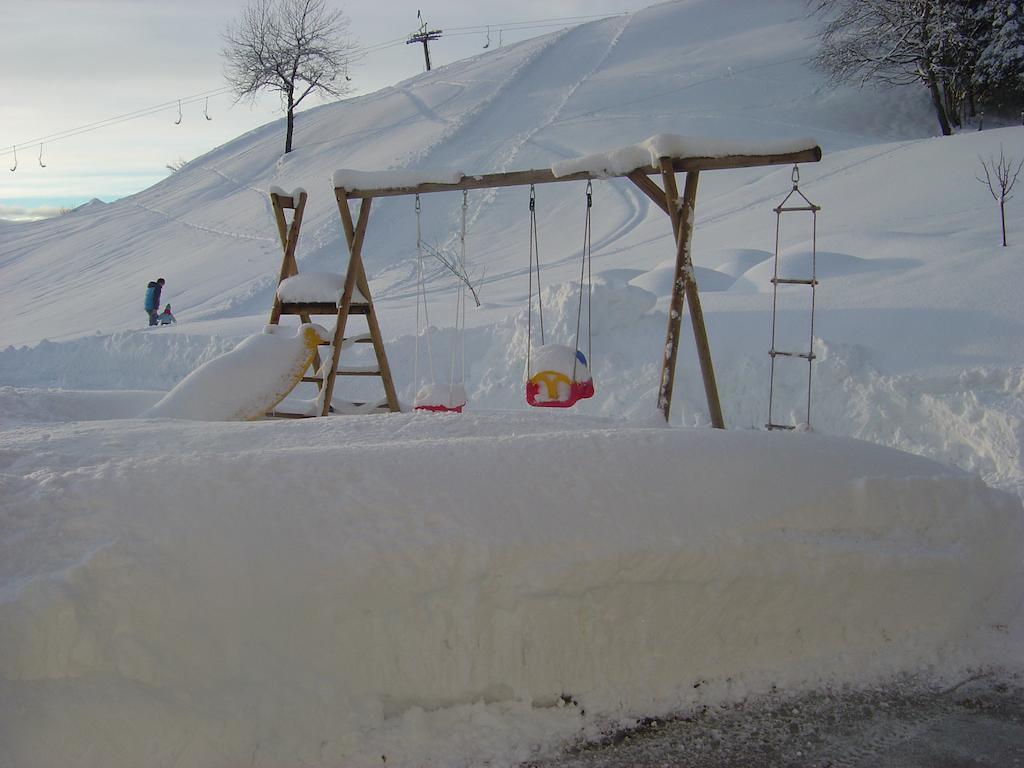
[630,259,737,294]
[0,406,1020,767]
[143,324,326,420]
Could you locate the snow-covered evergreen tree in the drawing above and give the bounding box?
[811,0,956,135]
[973,0,1024,106]
[812,0,1023,132]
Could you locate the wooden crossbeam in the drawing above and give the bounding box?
[336,147,822,199]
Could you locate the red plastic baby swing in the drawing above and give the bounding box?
[524,182,595,408]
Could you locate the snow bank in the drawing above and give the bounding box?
[143,324,327,421]
[0,331,241,391]
[551,134,819,178]
[0,407,1020,767]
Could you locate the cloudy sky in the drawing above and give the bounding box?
[1,0,652,221]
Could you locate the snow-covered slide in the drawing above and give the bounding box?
[143,324,326,420]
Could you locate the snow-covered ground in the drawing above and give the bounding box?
[2,0,1024,765]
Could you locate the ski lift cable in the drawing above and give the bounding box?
[1,86,234,159]
[0,12,631,161]
[443,12,628,34]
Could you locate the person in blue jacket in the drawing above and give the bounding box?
[144,278,165,326]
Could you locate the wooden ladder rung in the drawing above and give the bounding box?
[314,334,373,348]
[766,422,797,431]
[771,277,818,286]
[279,302,371,316]
[770,350,815,360]
[336,368,383,376]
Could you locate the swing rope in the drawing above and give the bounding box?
[526,182,595,385]
[572,180,594,382]
[526,184,544,379]
[414,194,436,390]
[448,190,469,392]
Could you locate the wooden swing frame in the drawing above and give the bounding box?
[335,143,821,426]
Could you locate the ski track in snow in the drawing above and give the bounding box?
[131,200,276,244]
[385,16,639,298]
[198,165,268,197]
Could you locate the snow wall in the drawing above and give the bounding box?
[1,413,1020,767]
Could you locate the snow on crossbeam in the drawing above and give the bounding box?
[332,135,821,198]
[276,272,367,305]
[552,134,821,178]
[332,168,465,195]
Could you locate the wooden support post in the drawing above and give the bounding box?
[627,170,670,216]
[268,190,323,384]
[268,191,307,325]
[657,158,724,428]
[325,194,372,416]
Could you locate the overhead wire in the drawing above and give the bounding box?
[2,86,234,162]
[1,10,630,163]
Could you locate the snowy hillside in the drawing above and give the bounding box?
[0,0,938,350]
[2,0,1024,766]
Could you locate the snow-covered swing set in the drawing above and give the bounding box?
[333,135,821,424]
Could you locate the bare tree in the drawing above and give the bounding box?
[222,0,355,154]
[977,146,1024,246]
[811,0,955,135]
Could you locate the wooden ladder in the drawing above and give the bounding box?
[267,189,400,417]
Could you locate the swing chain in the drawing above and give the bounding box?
[529,184,536,212]
[791,163,800,187]
[573,181,593,384]
[415,194,421,213]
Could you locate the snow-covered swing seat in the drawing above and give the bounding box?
[411,191,472,413]
[524,182,595,409]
